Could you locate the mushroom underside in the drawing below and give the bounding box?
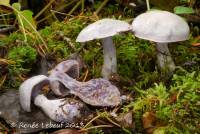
[50,60,80,96]
[19,75,49,112]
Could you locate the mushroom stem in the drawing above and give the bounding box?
[34,94,88,123]
[101,37,117,79]
[34,95,61,121]
[50,71,81,92]
[156,43,176,74]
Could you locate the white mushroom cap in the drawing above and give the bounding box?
[132,10,190,43]
[19,75,49,112]
[76,18,132,42]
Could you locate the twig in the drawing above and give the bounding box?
[34,0,56,19]
[82,69,89,82]
[63,36,77,52]
[94,0,109,15]
[79,124,114,132]
[146,0,150,10]
[83,114,101,129]
[81,0,85,13]
[105,116,121,127]
[11,6,49,53]
[0,26,15,33]
[68,1,82,15]
[0,58,15,64]
[0,74,7,88]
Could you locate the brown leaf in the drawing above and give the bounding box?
[167,94,177,104]
[192,43,200,47]
[142,112,156,134]
[116,111,134,128]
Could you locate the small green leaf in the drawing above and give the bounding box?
[174,6,195,14]
[12,3,36,30]
[0,0,10,6]
[12,2,21,11]
[20,10,36,29]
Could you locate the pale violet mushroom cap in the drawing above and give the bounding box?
[19,75,49,112]
[132,10,190,43]
[76,18,132,42]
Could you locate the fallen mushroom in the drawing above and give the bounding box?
[19,75,49,112]
[50,60,80,96]
[49,65,121,106]
[34,94,91,123]
[76,18,132,79]
[132,10,190,74]
[19,75,91,123]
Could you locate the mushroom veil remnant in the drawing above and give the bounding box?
[76,18,132,79]
[132,10,190,74]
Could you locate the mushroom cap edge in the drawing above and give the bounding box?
[76,18,132,43]
[19,75,49,112]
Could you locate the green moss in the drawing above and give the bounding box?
[115,33,155,79]
[8,45,37,65]
[125,70,200,133]
[6,45,37,87]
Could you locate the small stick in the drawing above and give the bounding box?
[94,0,109,15]
[81,0,85,13]
[79,125,113,132]
[146,0,150,10]
[83,114,101,129]
[0,74,7,88]
[34,0,56,19]
[82,69,89,82]
[68,1,82,15]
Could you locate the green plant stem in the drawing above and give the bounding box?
[10,6,49,53]
[0,11,8,25]
[83,114,101,129]
[81,0,85,13]
[95,0,109,15]
[146,0,150,10]
[37,0,78,24]
[34,0,56,19]
[80,125,113,132]
[16,13,27,42]
[68,0,82,15]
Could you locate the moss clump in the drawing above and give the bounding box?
[6,45,37,87]
[125,70,200,133]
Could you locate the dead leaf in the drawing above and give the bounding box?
[115,111,134,128]
[192,43,200,47]
[142,112,156,134]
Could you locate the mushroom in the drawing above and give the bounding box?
[76,18,132,79]
[19,75,49,112]
[19,75,91,123]
[34,94,90,123]
[50,60,80,96]
[49,60,121,106]
[132,10,190,74]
